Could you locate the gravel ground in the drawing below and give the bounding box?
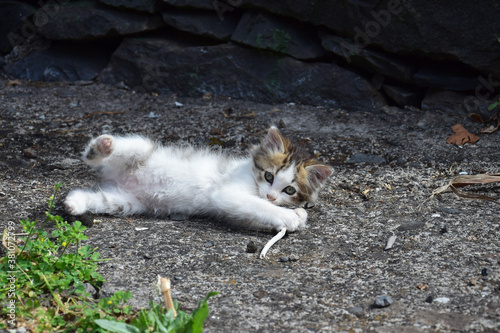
[0,80,499,332]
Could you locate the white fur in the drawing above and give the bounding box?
[65,135,307,232]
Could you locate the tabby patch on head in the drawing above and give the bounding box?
[251,126,333,208]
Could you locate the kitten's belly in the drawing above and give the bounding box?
[121,158,219,215]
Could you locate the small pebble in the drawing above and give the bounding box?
[481,268,490,276]
[347,306,364,318]
[434,297,450,304]
[288,254,299,262]
[209,127,222,135]
[23,148,37,159]
[279,257,289,262]
[204,241,214,248]
[17,327,27,333]
[374,295,393,308]
[174,276,183,280]
[143,253,152,259]
[440,225,448,234]
[246,241,258,253]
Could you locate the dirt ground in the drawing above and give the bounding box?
[0,80,499,332]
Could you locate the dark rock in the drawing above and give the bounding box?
[238,0,500,76]
[439,225,448,234]
[320,32,417,83]
[0,1,36,54]
[382,84,424,107]
[425,294,435,303]
[481,268,490,276]
[347,306,364,318]
[374,295,393,308]
[435,207,463,215]
[100,38,383,112]
[99,0,160,13]
[73,213,94,228]
[421,90,475,115]
[246,241,258,253]
[162,9,240,41]
[231,11,326,60]
[279,256,289,262]
[34,1,163,40]
[83,282,98,299]
[397,222,425,232]
[162,0,213,10]
[347,153,386,164]
[414,66,478,91]
[4,42,114,81]
[23,148,37,159]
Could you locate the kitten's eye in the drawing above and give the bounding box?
[264,171,274,184]
[283,186,296,195]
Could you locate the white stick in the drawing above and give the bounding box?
[260,227,287,259]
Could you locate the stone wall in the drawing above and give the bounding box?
[1,0,499,113]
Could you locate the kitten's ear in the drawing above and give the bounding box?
[306,165,333,184]
[263,126,285,153]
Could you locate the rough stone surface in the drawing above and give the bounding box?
[319,32,417,83]
[239,0,500,76]
[0,1,36,53]
[161,9,240,41]
[1,80,499,332]
[34,1,164,40]
[3,42,115,81]
[231,11,326,60]
[99,0,161,13]
[100,38,383,112]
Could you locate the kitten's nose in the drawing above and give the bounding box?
[267,194,276,201]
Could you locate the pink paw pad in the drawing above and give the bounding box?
[96,135,114,155]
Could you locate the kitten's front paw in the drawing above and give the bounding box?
[84,135,114,162]
[281,208,308,232]
[64,190,88,216]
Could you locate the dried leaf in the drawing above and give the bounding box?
[423,174,500,207]
[446,124,479,145]
[469,113,484,124]
[451,174,500,188]
[480,123,499,134]
[6,80,22,87]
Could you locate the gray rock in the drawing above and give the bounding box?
[83,282,98,299]
[100,38,382,112]
[279,256,289,262]
[34,1,163,40]
[162,0,213,9]
[374,295,393,308]
[99,0,160,13]
[347,153,386,164]
[382,84,424,107]
[0,1,36,53]
[4,42,114,81]
[162,9,240,41]
[246,241,258,253]
[397,222,425,232]
[414,66,478,91]
[320,32,417,83]
[347,306,364,318]
[16,327,27,333]
[238,0,500,76]
[231,11,326,60]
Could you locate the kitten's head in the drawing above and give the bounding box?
[251,126,333,208]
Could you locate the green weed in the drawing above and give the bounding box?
[0,183,217,332]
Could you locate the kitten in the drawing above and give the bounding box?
[64,127,333,232]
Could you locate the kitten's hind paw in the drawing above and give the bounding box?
[64,190,88,216]
[84,135,114,164]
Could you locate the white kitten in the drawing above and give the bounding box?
[65,127,332,231]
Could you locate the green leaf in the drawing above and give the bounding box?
[488,100,499,110]
[94,319,141,333]
[191,292,219,333]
